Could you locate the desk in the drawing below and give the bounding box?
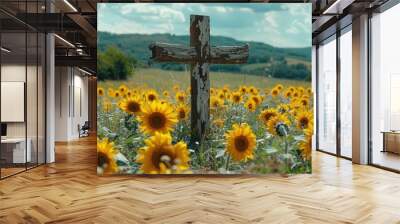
[1,138,31,163]
[382,131,400,154]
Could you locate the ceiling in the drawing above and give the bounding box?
[311,0,391,44]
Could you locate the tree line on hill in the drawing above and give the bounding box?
[98,32,311,81]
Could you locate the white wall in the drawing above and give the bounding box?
[54,67,89,141]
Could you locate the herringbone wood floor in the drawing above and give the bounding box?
[1,136,400,224]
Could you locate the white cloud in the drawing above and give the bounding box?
[215,6,228,13]
[263,12,279,28]
[119,4,185,23]
[238,7,254,13]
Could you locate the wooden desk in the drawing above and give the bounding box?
[1,138,31,164]
[382,131,400,154]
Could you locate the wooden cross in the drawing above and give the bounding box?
[149,15,249,147]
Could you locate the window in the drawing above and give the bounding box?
[370,3,400,171]
[317,36,337,154]
[339,28,352,158]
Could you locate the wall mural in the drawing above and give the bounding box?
[97,3,313,175]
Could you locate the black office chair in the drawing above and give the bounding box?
[78,121,90,138]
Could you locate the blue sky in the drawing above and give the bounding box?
[98,3,311,48]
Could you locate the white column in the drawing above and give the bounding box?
[46,33,55,163]
[352,14,369,164]
[45,1,55,163]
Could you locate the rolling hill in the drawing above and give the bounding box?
[98,32,311,80]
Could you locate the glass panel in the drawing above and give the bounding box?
[317,36,337,154]
[371,4,400,171]
[1,31,27,177]
[339,29,352,158]
[27,31,38,169]
[38,32,45,165]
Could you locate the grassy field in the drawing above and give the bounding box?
[98,68,310,91]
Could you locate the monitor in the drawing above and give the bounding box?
[1,123,7,137]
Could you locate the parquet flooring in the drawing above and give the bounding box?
[1,136,400,223]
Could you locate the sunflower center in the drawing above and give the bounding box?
[148,112,167,130]
[300,117,309,128]
[151,147,175,169]
[264,113,274,122]
[98,152,109,167]
[178,110,186,119]
[127,101,140,113]
[148,94,156,101]
[178,96,184,101]
[234,136,249,152]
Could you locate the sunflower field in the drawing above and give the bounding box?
[97,78,313,175]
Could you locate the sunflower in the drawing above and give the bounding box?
[218,91,225,100]
[120,96,142,115]
[146,90,158,102]
[97,87,104,96]
[126,91,132,98]
[289,86,295,92]
[119,84,127,94]
[259,108,278,126]
[299,128,312,160]
[211,96,224,109]
[136,132,190,174]
[210,88,216,95]
[245,99,256,112]
[251,95,262,106]
[163,91,170,97]
[231,92,242,104]
[297,87,305,94]
[113,91,121,98]
[97,138,118,174]
[271,88,280,97]
[176,104,190,120]
[239,86,248,94]
[296,110,313,130]
[284,90,292,98]
[275,84,283,91]
[222,85,230,93]
[267,114,291,136]
[175,91,186,103]
[138,101,178,135]
[225,123,256,162]
[249,86,258,95]
[306,88,313,95]
[300,98,309,107]
[132,88,139,95]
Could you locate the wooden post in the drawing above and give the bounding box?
[190,15,210,145]
[149,14,249,149]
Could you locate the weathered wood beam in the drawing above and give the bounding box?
[149,42,249,64]
[149,43,195,63]
[190,15,210,147]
